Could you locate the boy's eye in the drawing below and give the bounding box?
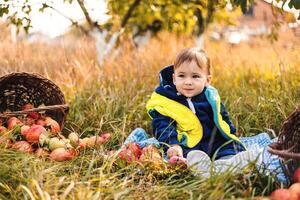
[178,74,184,78]
[193,75,201,78]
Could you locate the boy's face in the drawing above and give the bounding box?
[173,60,211,98]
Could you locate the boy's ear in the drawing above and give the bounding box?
[172,73,176,85]
[206,75,212,86]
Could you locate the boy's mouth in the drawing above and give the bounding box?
[183,88,194,91]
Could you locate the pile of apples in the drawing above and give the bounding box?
[0,103,110,162]
[257,167,300,200]
[117,142,186,168]
[118,142,162,163]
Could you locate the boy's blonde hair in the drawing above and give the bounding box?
[174,48,211,75]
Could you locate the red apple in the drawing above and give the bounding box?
[0,137,13,148]
[25,117,35,126]
[127,142,142,158]
[45,117,60,134]
[289,183,300,199]
[99,132,111,143]
[0,126,7,136]
[21,103,34,111]
[294,167,300,183]
[141,145,160,154]
[118,148,138,163]
[87,136,105,147]
[7,117,23,130]
[12,141,33,153]
[27,112,41,120]
[21,125,30,137]
[169,156,180,165]
[271,188,298,200]
[50,148,76,162]
[79,138,89,149]
[140,145,161,161]
[25,125,47,143]
[118,142,142,162]
[36,119,47,126]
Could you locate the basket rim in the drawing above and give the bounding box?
[0,104,69,117]
[0,72,64,97]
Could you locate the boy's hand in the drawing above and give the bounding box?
[167,145,183,158]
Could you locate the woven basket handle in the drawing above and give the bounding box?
[0,104,69,117]
[268,146,300,160]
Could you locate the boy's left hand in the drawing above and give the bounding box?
[167,145,183,158]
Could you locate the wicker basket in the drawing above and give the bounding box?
[268,108,300,182]
[0,72,69,128]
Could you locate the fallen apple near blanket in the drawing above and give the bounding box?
[117,143,188,169]
[270,188,298,200]
[289,183,300,199]
[139,145,162,162]
[118,142,142,162]
[261,167,300,199]
[294,167,300,183]
[168,156,187,169]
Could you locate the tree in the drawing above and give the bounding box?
[108,0,241,38]
[0,0,299,63]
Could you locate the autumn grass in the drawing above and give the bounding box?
[0,27,300,199]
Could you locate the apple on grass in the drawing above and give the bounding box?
[12,141,33,153]
[45,117,61,134]
[293,167,300,183]
[25,125,47,143]
[50,148,76,162]
[271,188,298,200]
[289,183,300,199]
[7,117,23,130]
[118,142,142,163]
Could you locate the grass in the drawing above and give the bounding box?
[0,26,299,199]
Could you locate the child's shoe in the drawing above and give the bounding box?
[187,150,211,178]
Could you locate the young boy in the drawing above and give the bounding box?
[145,48,287,183]
[146,48,245,161]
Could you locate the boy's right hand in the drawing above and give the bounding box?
[167,145,183,158]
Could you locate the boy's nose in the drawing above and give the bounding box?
[184,79,192,85]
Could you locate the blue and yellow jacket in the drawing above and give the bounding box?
[146,65,246,159]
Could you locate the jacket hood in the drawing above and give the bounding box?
[155,65,183,101]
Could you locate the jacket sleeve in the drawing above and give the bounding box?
[149,109,181,146]
[220,103,237,134]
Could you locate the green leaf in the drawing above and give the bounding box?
[39,3,49,12]
[64,0,73,3]
[0,6,9,17]
[288,0,300,9]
